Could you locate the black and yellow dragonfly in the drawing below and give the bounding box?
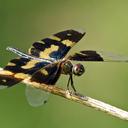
[0,29,128,107]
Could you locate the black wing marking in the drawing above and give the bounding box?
[28,29,85,60]
[30,61,62,85]
[69,50,103,61]
[0,58,49,87]
[69,50,128,62]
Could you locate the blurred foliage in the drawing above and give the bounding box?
[1,0,128,128]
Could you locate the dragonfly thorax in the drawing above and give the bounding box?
[62,60,85,76]
[62,61,73,75]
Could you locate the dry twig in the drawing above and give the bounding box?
[23,77,128,121]
[0,67,128,120]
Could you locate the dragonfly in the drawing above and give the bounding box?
[0,29,128,107]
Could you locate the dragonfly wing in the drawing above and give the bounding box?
[25,61,62,107]
[25,85,49,107]
[0,58,31,87]
[69,50,128,62]
[30,61,62,85]
[0,57,47,87]
[28,29,85,60]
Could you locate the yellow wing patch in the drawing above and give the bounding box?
[7,62,16,66]
[50,36,61,41]
[0,70,14,75]
[39,45,59,59]
[40,69,48,76]
[62,40,74,47]
[21,60,40,69]
[14,73,30,79]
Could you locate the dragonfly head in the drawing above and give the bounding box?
[72,63,85,76]
[62,61,85,76]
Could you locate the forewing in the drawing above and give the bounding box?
[69,50,128,62]
[25,85,49,107]
[28,29,85,60]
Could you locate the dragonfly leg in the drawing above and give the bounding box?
[70,74,76,92]
[67,74,76,92]
[67,76,71,90]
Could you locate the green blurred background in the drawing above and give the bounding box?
[1,0,128,128]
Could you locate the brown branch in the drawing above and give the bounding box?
[23,77,128,121]
[0,68,128,120]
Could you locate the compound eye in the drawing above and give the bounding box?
[73,63,85,76]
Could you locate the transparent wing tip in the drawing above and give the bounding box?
[0,85,8,89]
[0,68,3,71]
[74,28,86,35]
[25,85,49,107]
